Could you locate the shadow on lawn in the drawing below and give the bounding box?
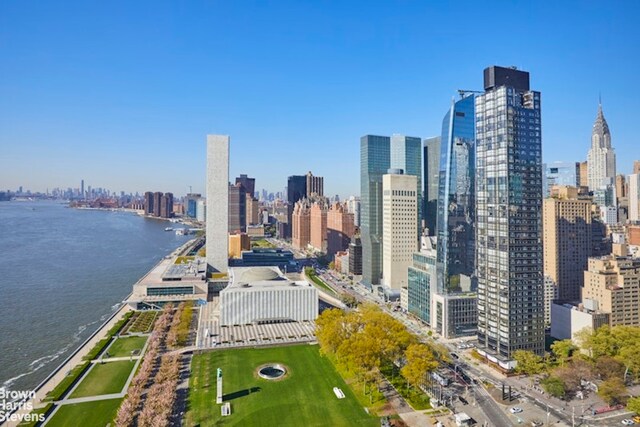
[223,386,262,401]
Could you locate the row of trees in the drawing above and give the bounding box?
[137,354,181,426]
[114,305,178,427]
[167,301,193,348]
[512,325,640,405]
[316,303,443,401]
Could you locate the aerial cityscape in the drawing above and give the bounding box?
[2,2,640,427]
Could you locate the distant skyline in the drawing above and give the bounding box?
[2,1,640,198]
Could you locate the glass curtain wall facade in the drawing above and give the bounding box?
[361,135,391,287]
[423,137,441,236]
[408,250,435,324]
[436,95,477,295]
[543,162,579,196]
[475,66,545,361]
[391,135,422,237]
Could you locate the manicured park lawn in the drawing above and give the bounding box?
[106,336,147,358]
[185,344,378,427]
[46,398,122,427]
[69,361,135,398]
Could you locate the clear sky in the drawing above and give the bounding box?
[1,1,639,198]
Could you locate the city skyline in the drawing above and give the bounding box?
[2,2,640,197]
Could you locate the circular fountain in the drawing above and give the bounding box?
[257,364,287,380]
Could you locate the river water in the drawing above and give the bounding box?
[0,200,191,393]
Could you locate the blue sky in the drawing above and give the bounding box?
[1,1,639,198]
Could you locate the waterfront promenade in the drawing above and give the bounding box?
[4,304,131,427]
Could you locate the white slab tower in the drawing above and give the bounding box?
[207,135,229,274]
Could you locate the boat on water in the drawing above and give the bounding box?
[164,227,174,231]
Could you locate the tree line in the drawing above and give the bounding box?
[512,324,640,406]
[316,303,448,401]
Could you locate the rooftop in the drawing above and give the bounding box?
[226,266,313,291]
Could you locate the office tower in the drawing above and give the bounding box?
[346,196,361,227]
[327,202,355,257]
[583,252,640,327]
[153,192,163,217]
[391,135,422,236]
[206,135,229,274]
[81,179,85,199]
[246,195,260,225]
[423,136,441,236]
[587,103,616,191]
[185,193,202,218]
[600,205,617,225]
[361,135,391,286]
[228,233,250,258]
[575,163,582,189]
[306,171,324,197]
[160,192,173,218]
[361,134,421,287]
[196,199,206,222]
[616,175,627,199]
[629,174,640,221]
[476,66,544,360]
[544,162,579,196]
[292,199,311,250]
[634,161,640,175]
[543,186,591,302]
[144,191,154,215]
[579,161,589,188]
[543,276,559,326]
[286,175,307,238]
[436,94,476,296]
[430,94,478,338]
[310,201,328,252]
[228,183,246,233]
[382,170,418,289]
[408,235,437,325]
[235,174,255,198]
[348,234,363,275]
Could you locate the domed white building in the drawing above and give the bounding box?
[219,266,318,326]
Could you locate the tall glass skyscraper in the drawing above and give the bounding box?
[423,136,441,236]
[475,66,545,362]
[391,135,422,237]
[361,135,421,287]
[361,135,391,287]
[436,95,476,295]
[428,95,478,338]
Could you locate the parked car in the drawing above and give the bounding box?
[510,407,523,414]
[621,420,634,426]
[458,396,468,405]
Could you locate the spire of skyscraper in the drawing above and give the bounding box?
[587,101,615,190]
[592,101,611,149]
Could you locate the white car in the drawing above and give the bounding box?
[510,407,523,414]
[621,420,634,426]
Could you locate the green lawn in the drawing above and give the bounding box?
[70,361,135,398]
[251,239,275,248]
[185,344,378,427]
[46,398,122,427]
[106,336,147,358]
[305,268,338,295]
